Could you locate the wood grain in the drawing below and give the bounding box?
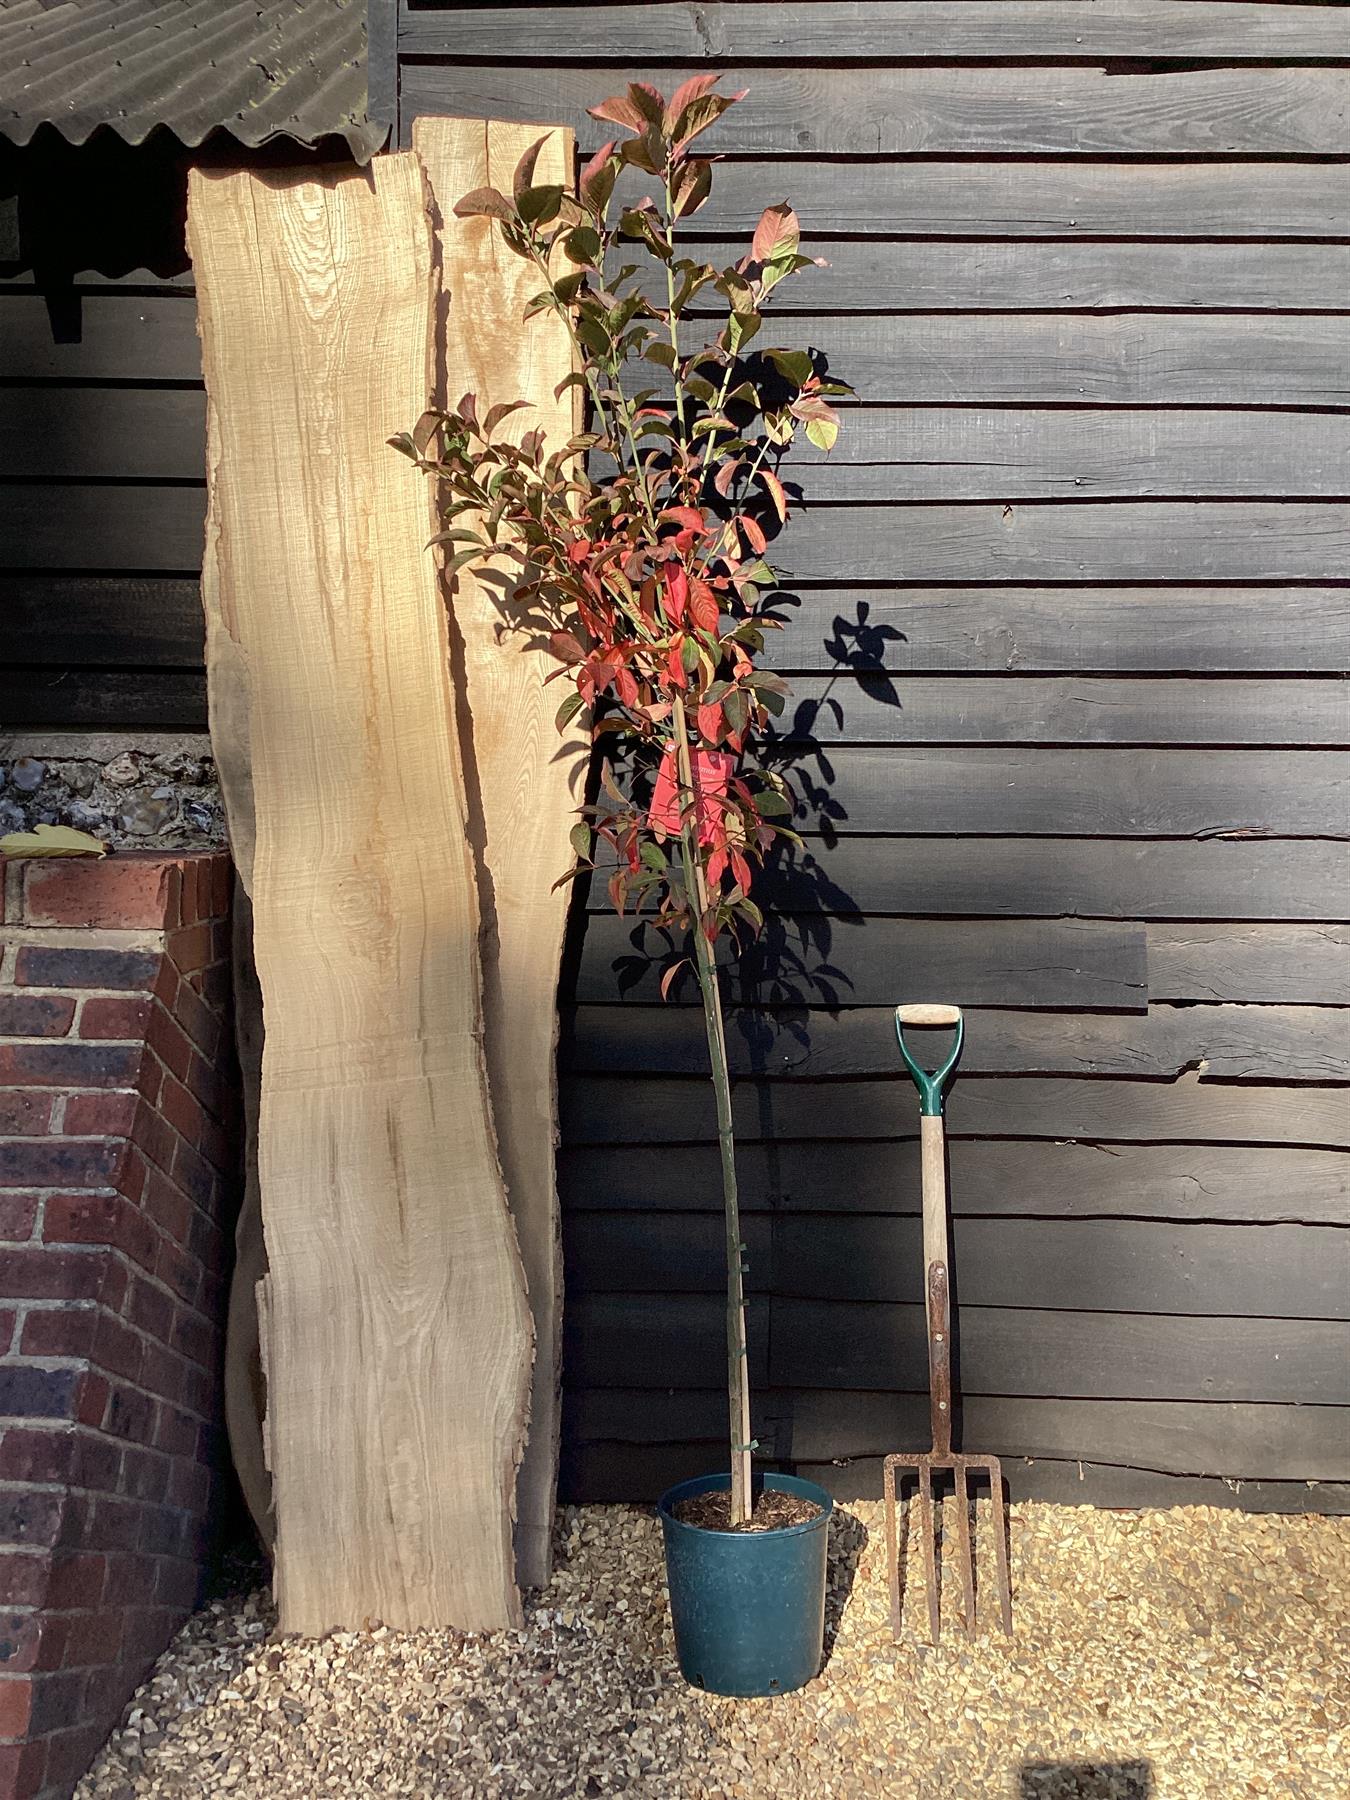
[560,1075,1350,1148]
[564,1002,1350,1084]
[402,65,1350,155]
[416,115,583,1592]
[1148,924,1350,1005]
[559,1141,1350,1226]
[188,154,532,1633]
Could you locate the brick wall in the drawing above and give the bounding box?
[0,852,237,1799]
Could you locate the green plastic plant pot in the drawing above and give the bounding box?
[657,1471,834,1697]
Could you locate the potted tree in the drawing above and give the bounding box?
[394,76,851,1697]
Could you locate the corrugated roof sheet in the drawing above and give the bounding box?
[0,0,387,162]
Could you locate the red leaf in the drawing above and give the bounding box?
[666,640,688,689]
[706,847,728,887]
[665,73,720,132]
[740,513,767,554]
[697,702,724,745]
[614,667,639,707]
[751,202,800,266]
[578,138,618,208]
[730,849,753,895]
[758,467,788,523]
[688,577,721,634]
[713,457,743,499]
[588,93,649,132]
[659,958,690,1002]
[549,630,585,665]
[663,561,689,626]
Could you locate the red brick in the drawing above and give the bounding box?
[98,1256,128,1318]
[100,1552,156,1608]
[61,1089,139,1137]
[42,1194,155,1273]
[14,944,161,991]
[157,1073,202,1149]
[154,1239,199,1308]
[0,1138,126,1190]
[74,1433,120,1495]
[124,1276,173,1343]
[169,1309,213,1371]
[78,994,151,1041]
[200,961,231,1008]
[62,1609,122,1670]
[42,1716,109,1791]
[0,1612,62,1678]
[0,1091,52,1136]
[0,1491,63,1556]
[174,980,221,1058]
[144,1003,192,1084]
[26,1665,87,1737]
[0,1040,141,1089]
[210,854,231,918]
[0,1195,36,1242]
[170,1137,213,1211]
[119,1446,169,1506]
[153,1404,196,1459]
[114,1145,149,1207]
[22,855,178,930]
[0,993,75,1038]
[0,1674,31,1743]
[154,1559,200,1611]
[19,1306,96,1360]
[90,1314,142,1387]
[0,1554,50,1609]
[165,922,212,976]
[91,1497,143,1554]
[141,1166,190,1247]
[104,1385,154,1446]
[0,1735,48,1796]
[45,1553,103,1611]
[0,1309,13,1352]
[0,1248,105,1305]
[166,1458,210,1512]
[75,1373,109,1430]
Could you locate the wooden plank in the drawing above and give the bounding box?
[560,1075,1350,1148]
[0,669,205,729]
[401,65,1350,155]
[605,837,1348,923]
[692,240,1350,313]
[416,114,582,1594]
[773,1218,1350,1319]
[567,1388,1350,1484]
[783,506,1350,585]
[564,1294,771,1389]
[0,386,205,480]
[399,3,1350,61]
[559,1440,1350,1511]
[559,1141,1350,1226]
[698,160,1350,238]
[789,411,1350,502]
[767,588,1350,675]
[761,676,1350,746]
[574,915,1148,1008]
[564,1003,1350,1084]
[0,576,204,667]
[645,315,1350,406]
[189,154,532,1633]
[0,483,204,570]
[771,1302,1350,1401]
[1149,924,1350,1004]
[12,389,1350,494]
[566,1212,1349,1319]
[591,747,1350,838]
[796,1457,1350,1514]
[24,492,1342,579]
[0,290,201,381]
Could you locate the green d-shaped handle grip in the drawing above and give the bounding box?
[895,1002,964,1116]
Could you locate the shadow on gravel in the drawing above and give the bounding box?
[1020,1761,1153,1800]
[822,1506,868,1668]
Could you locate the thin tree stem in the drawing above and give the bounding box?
[670,693,752,1524]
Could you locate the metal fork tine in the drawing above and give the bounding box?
[917,1460,940,1643]
[883,1456,903,1640]
[953,1461,976,1636]
[987,1459,1014,1635]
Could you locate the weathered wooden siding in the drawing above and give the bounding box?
[1,6,1346,1510]
[394,2,1350,1512]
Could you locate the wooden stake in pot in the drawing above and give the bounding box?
[883,1004,1014,1641]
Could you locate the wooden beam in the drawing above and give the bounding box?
[398,4,1350,62]
[188,153,532,1633]
[415,114,582,1593]
[402,65,1350,155]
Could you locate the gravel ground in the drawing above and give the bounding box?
[77,1499,1348,1799]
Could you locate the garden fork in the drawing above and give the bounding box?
[883,1003,1013,1642]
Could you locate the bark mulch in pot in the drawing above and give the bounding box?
[672,1489,823,1532]
[76,1499,1349,1799]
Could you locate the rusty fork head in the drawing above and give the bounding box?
[883,1448,1012,1642]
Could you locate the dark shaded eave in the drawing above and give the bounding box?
[0,0,388,165]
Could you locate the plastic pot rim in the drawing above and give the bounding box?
[656,1471,835,1544]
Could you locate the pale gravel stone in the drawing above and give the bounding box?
[76,1501,1348,1799]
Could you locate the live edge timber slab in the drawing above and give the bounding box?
[414,115,585,1591]
[188,155,532,1632]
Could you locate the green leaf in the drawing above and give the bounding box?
[555,689,586,732]
[754,789,791,817]
[569,819,593,858]
[454,185,514,222]
[766,347,814,387]
[644,341,678,370]
[563,225,602,266]
[517,184,564,225]
[805,415,839,453]
[0,823,106,858]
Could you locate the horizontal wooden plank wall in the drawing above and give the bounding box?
[0,11,1345,1508]
[394,2,1350,1514]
